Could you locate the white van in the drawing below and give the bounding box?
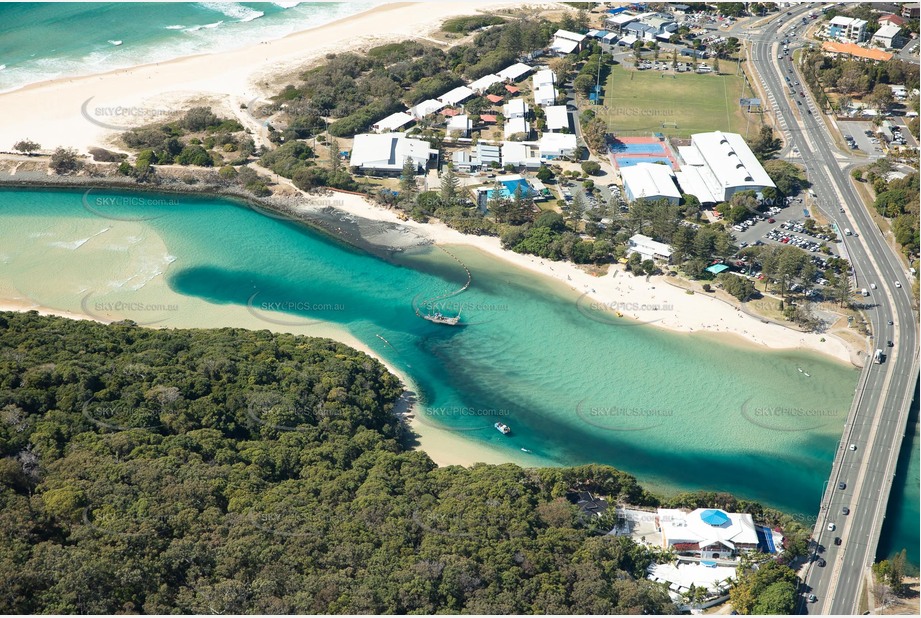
[845,229,852,236]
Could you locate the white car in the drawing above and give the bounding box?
[849,444,857,451]
[895,281,902,288]
[871,283,876,289]
[827,523,836,531]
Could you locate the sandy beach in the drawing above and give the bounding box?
[0,1,527,152]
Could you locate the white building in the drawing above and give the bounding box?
[872,23,903,48]
[496,62,533,82]
[551,29,586,55]
[657,508,761,559]
[532,69,558,107]
[447,114,471,137]
[538,132,577,159]
[544,105,570,132]
[372,111,414,133]
[349,132,438,175]
[410,98,445,119]
[504,117,531,139]
[474,142,502,168]
[503,98,530,120]
[621,162,681,204]
[468,73,503,93]
[627,234,673,262]
[438,85,475,106]
[501,141,542,169]
[675,131,775,204]
[827,15,868,43]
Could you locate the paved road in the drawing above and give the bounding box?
[749,6,919,615]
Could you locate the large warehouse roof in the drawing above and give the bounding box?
[621,162,681,202]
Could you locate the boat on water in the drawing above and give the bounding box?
[108,40,123,46]
[495,422,511,435]
[421,311,461,326]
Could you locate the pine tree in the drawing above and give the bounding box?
[440,164,459,205]
[399,157,418,197]
[328,136,341,173]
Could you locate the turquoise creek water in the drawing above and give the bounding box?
[1,187,913,557]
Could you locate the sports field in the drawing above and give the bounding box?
[598,64,760,139]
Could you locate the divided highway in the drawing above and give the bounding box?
[747,7,919,615]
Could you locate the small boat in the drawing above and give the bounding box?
[804,372,811,377]
[108,40,123,46]
[520,447,532,453]
[421,311,461,326]
[797,367,804,373]
[495,422,511,435]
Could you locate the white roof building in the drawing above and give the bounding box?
[621,162,681,204]
[627,234,673,261]
[503,117,531,139]
[438,85,475,106]
[496,62,533,81]
[544,105,570,132]
[503,98,529,119]
[468,73,503,93]
[552,29,586,54]
[658,508,760,557]
[372,111,414,133]
[501,141,542,168]
[872,23,902,47]
[474,142,501,167]
[538,132,577,158]
[535,83,558,107]
[349,132,436,174]
[533,68,556,87]
[676,131,775,203]
[446,114,471,137]
[410,98,445,119]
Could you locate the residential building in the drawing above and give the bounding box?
[409,98,445,119]
[469,74,503,93]
[827,15,868,43]
[657,508,760,559]
[620,162,681,204]
[879,13,906,27]
[447,114,471,137]
[544,105,570,132]
[675,131,775,203]
[496,62,533,82]
[532,69,558,107]
[821,40,894,62]
[474,142,501,168]
[538,132,577,159]
[501,141,542,169]
[451,150,475,173]
[902,3,920,19]
[438,85,475,106]
[503,117,531,139]
[551,29,586,55]
[349,132,438,175]
[372,111,415,133]
[503,98,530,120]
[627,234,673,262]
[872,23,904,48]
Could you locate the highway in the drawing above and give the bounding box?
[747,6,919,615]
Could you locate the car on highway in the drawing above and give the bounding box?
[808,594,818,603]
[838,482,847,490]
[834,537,842,546]
[887,340,894,347]
[817,559,827,567]
[895,281,902,288]
[842,507,850,515]
[887,320,894,325]
[871,283,877,289]
[827,522,836,531]
[849,443,857,451]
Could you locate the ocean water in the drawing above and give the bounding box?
[1,187,914,547]
[0,2,380,92]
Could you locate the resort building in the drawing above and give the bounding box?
[496,62,533,82]
[550,29,586,55]
[410,98,445,119]
[657,508,760,559]
[544,105,570,132]
[474,142,502,168]
[872,23,904,49]
[349,132,438,175]
[446,114,471,137]
[503,117,531,139]
[451,150,475,173]
[469,74,503,93]
[675,131,775,204]
[620,162,681,205]
[503,98,530,120]
[438,85,475,106]
[372,111,415,133]
[501,141,542,169]
[538,132,577,159]
[532,68,558,107]
[627,234,673,262]
[820,41,894,62]
[826,15,868,43]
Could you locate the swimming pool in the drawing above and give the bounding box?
[487,178,534,199]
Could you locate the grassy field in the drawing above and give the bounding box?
[598,64,760,139]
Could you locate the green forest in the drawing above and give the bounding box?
[0,311,682,614]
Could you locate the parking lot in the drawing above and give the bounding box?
[839,121,881,155]
[729,197,841,259]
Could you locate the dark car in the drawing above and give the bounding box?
[808,594,818,603]
[887,340,894,347]
[834,537,842,546]
[842,506,850,515]
[888,320,894,325]
[838,482,846,490]
[818,558,827,567]
[807,110,812,115]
